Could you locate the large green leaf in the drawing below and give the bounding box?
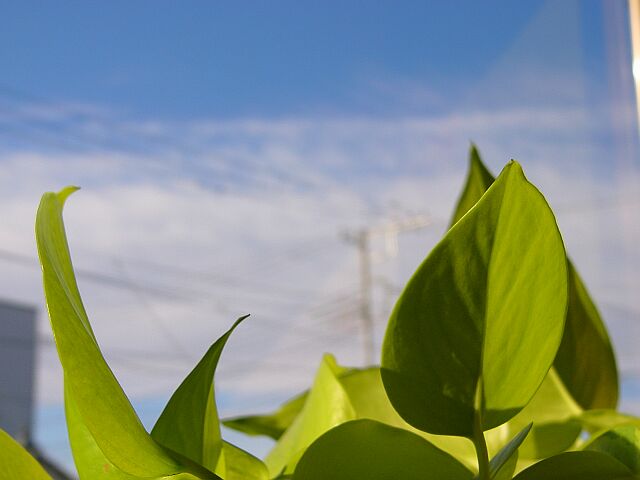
[449,147,618,410]
[36,187,219,480]
[152,316,247,472]
[264,354,356,476]
[584,425,640,474]
[292,419,473,480]
[0,428,51,480]
[381,161,568,436]
[512,451,634,480]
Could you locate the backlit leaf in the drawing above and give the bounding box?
[264,354,356,476]
[450,147,618,410]
[217,441,269,480]
[36,188,219,480]
[292,420,473,480]
[0,428,51,480]
[152,316,248,472]
[382,161,568,436]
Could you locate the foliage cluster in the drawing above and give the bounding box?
[2,147,640,479]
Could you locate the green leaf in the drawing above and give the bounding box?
[381,161,568,436]
[491,368,582,460]
[151,316,247,472]
[450,144,495,227]
[227,365,479,469]
[513,451,634,480]
[36,187,219,480]
[584,425,640,474]
[0,428,51,480]
[580,410,640,434]
[66,384,137,479]
[338,367,478,468]
[264,354,356,476]
[450,147,619,410]
[216,441,269,480]
[555,261,619,408]
[293,419,474,480]
[488,423,532,480]
[222,392,308,440]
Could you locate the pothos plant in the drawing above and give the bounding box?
[1,147,640,479]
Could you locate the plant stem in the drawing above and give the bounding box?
[472,412,490,480]
[473,378,490,480]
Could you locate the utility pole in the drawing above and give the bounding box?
[343,215,430,365]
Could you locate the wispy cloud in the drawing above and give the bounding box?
[1,95,639,466]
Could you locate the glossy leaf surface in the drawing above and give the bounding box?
[382,161,567,436]
[0,428,51,480]
[293,420,473,480]
[36,188,219,479]
[450,147,618,410]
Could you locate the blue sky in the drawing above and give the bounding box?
[1,0,640,474]
[0,0,607,118]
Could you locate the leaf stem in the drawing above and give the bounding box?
[473,378,490,480]
[472,412,490,480]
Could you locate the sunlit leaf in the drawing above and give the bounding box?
[450,147,619,410]
[264,354,356,476]
[152,316,248,472]
[217,441,269,480]
[382,161,568,436]
[66,384,139,479]
[293,420,473,480]
[36,187,219,480]
[0,428,51,480]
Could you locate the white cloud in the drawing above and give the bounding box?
[0,100,639,465]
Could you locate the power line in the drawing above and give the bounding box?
[0,248,187,300]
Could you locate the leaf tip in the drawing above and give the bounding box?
[58,185,81,204]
